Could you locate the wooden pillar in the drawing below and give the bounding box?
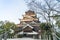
[33,35,35,39]
[39,34,41,40]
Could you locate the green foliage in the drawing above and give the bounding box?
[40,23,52,35]
[52,15,60,27]
[40,23,46,30]
[3,21,17,38]
[0,21,17,38]
[0,29,4,35]
[3,21,17,31]
[56,32,60,38]
[8,33,15,38]
[56,20,60,28]
[40,23,52,30]
[0,21,4,34]
[40,23,52,40]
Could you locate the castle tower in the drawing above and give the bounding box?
[17,10,40,27]
[15,10,40,38]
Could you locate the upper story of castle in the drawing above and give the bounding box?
[20,10,39,22]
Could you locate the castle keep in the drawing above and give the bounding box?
[15,10,40,38]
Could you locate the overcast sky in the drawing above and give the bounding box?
[0,0,28,24]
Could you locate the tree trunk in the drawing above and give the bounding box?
[50,34,53,40]
[47,35,49,40]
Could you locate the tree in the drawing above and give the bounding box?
[49,15,60,28]
[40,23,52,40]
[56,0,60,2]
[0,21,4,34]
[25,0,60,23]
[49,15,60,40]
[0,20,17,39]
[3,21,17,31]
[53,15,60,28]
[24,0,60,40]
[3,21,17,38]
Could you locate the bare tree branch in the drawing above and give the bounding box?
[24,0,60,23]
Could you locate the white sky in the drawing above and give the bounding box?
[0,0,28,24]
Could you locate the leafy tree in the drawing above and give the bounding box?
[0,21,4,35]
[3,21,17,38]
[40,23,52,39]
[53,15,60,28]
[0,20,17,38]
[3,21,17,30]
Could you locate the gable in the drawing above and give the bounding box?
[23,26,33,32]
[23,24,33,29]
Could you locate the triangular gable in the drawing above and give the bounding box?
[31,21,37,24]
[23,24,33,29]
[18,31,38,35]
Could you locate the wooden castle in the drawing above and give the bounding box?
[15,10,41,39]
